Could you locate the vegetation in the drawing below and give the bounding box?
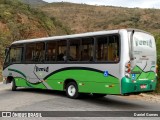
[0,0,71,80]
[156,59,160,93]
[20,0,47,7]
[155,35,160,93]
[41,2,160,34]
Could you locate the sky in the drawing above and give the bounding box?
[43,0,160,9]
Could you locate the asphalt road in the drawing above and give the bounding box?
[0,83,160,119]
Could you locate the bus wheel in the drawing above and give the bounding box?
[66,82,79,99]
[92,93,106,98]
[11,79,17,91]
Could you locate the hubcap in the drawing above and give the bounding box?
[68,85,76,97]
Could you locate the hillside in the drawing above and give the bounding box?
[0,0,70,68]
[20,0,47,6]
[42,2,160,35]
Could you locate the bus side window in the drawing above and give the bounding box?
[81,37,94,61]
[96,35,119,62]
[69,39,81,61]
[46,41,57,61]
[34,43,45,62]
[57,40,67,61]
[96,36,108,61]
[25,42,45,62]
[108,36,119,62]
[9,47,23,63]
[25,43,35,62]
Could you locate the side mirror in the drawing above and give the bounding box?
[5,48,9,56]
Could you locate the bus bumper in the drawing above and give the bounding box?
[121,77,157,95]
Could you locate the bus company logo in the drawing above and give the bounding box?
[35,66,49,72]
[135,38,152,48]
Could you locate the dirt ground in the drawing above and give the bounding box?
[120,93,160,103]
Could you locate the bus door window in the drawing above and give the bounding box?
[57,40,67,61]
[69,39,81,61]
[81,37,94,61]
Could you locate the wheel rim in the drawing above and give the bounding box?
[68,85,76,97]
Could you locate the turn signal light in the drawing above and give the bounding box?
[125,62,131,74]
[125,62,131,78]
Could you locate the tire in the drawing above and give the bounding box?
[66,82,79,99]
[92,93,106,98]
[11,79,17,91]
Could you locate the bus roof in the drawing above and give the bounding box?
[11,28,152,45]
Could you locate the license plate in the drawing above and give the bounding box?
[140,85,146,89]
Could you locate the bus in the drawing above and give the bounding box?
[2,28,157,99]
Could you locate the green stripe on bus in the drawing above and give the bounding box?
[131,66,156,80]
[14,77,47,89]
[8,68,26,78]
[14,68,121,94]
[45,69,120,94]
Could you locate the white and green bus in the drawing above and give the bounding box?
[2,28,157,98]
